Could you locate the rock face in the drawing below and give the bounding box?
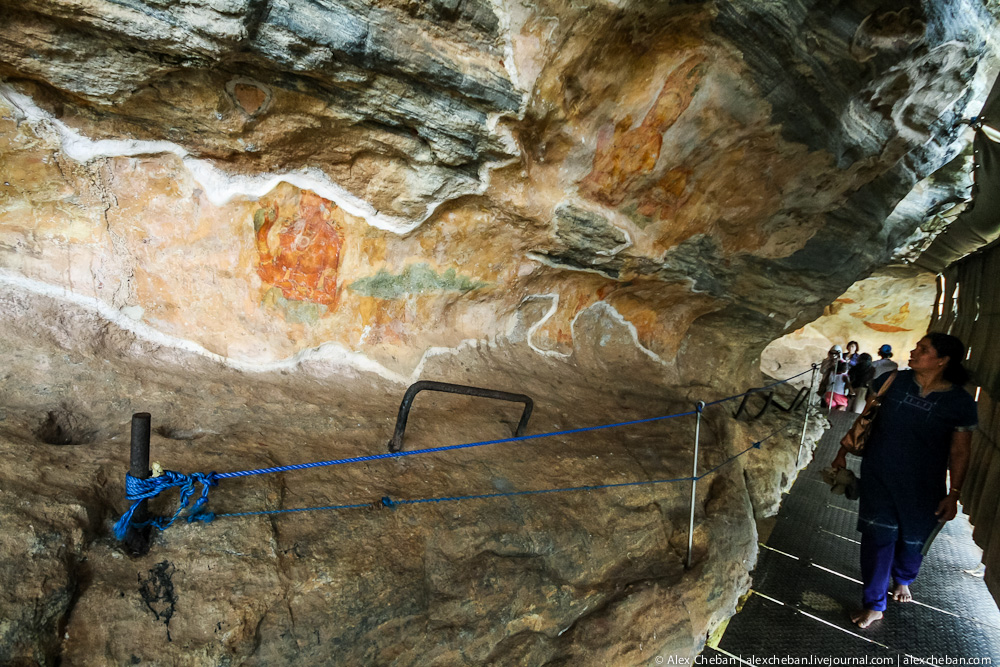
[0,0,998,664]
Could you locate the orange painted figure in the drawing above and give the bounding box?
[254,191,343,308]
[581,54,705,208]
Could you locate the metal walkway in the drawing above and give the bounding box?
[706,409,1000,663]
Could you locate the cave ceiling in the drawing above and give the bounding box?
[1,0,998,385]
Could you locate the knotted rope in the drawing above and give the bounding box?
[113,470,218,540]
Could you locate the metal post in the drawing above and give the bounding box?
[825,358,833,416]
[799,364,818,447]
[125,412,152,556]
[798,364,819,468]
[686,401,705,569]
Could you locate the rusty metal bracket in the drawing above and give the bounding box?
[387,381,534,453]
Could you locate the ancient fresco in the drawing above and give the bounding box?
[762,271,934,377]
[580,55,705,217]
[847,300,913,332]
[254,191,343,310]
[349,264,488,299]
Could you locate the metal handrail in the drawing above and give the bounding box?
[387,381,534,453]
[772,386,809,413]
[734,390,774,421]
[734,384,808,421]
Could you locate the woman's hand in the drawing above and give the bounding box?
[831,452,848,470]
[935,493,960,522]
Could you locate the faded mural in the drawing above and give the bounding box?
[254,191,343,311]
[761,268,936,380]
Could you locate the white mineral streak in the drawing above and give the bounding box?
[0,270,405,382]
[524,253,611,278]
[522,293,570,358]
[0,269,537,386]
[520,294,665,364]
[492,0,555,98]
[489,0,523,93]
[0,84,502,235]
[572,301,665,365]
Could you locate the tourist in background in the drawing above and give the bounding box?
[830,333,977,629]
[818,345,843,399]
[848,352,876,413]
[823,360,852,410]
[844,340,861,367]
[873,343,898,379]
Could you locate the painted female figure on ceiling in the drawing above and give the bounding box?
[254,190,343,310]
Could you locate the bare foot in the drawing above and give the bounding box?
[891,583,912,602]
[851,609,883,628]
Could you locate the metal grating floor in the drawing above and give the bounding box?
[710,407,1000,663]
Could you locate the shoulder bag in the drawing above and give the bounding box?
[840,371,898,456]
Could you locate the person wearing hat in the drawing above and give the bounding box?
[824,360,852,410]
[818,345,844,399]
[872,344,898,379]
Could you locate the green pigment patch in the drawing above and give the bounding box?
[253,206,276,233]
[263,288,328,324]
[349,263,488,299]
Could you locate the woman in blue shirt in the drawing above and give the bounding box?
[830,333,978,629]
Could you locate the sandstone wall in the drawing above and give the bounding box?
[1,0,998,663]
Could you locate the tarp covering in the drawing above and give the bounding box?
[928,230,1000,604]
[914,71,1000,273]
[914,130,1000,272]
[929,238,1000,399]
[925,72,1000,605]
[957,391,1000,604]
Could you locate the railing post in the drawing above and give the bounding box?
[687,401,705,569]
[799,364,819,447]
[798,364,819,467]
[825,363,833,417]
[125,412,152,556]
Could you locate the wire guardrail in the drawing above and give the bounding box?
[115,365,820,567]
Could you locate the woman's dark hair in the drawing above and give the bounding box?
[925,333,971,386]
[847,340,859,353]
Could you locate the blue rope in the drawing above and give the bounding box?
[702,368,812,408]
[215,409,697,480]
[219,501,373,518]
[217,424,798,520]
[113,471,218,539]
[114,368,812,538]
[696,422,794,478]
[216,474,696,519]
[215,367,810,481]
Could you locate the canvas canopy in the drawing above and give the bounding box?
[915,72,1000,273]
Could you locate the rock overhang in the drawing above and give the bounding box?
[1,2,1000,663]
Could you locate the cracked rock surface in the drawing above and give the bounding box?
[0,288,818,664]
[0,0,996,663]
